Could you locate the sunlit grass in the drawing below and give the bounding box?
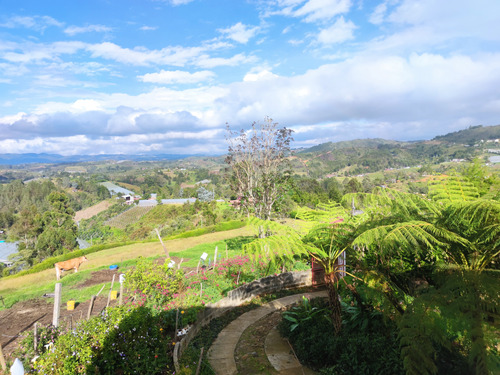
[0,227,254,310]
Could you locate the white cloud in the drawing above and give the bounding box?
[140,26,158,31]
[369,2,388,25]
[0,15,63,31]
[268,0,352,23]
[317,16,356,45]
[294,0,352,22]
[1,0,500,155]
[169,0,195,5]
[138,70,215,84]
[195,53,257,69]
[243,69,279,82]
[1,41,86,63]
[384,0,500,42]
[64,24,112,36]
[218,22,260,44]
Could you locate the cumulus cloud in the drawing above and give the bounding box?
[2,51,499,155]
[316,16,356,45]
[218,22,261,44]
[64,24,112,35]
[1,0,500,156]
[138,70,215,84]
[374,0,500,48]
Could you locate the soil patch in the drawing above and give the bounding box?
[235,311,282,375]
[0,295,117,358]
[75,269,122,288]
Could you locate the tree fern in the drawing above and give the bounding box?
[343,188,440,223]
[428,174,479,204]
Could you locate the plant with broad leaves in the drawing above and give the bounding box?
[282,296,329,332]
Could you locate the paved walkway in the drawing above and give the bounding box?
[265,326,316,374]
[207,290,327,375]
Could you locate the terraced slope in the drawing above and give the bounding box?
[105,205,155,229]
[74,200,112,222]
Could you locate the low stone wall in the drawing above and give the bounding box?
[173,270,314,371]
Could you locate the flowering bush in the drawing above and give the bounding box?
[34,306,174,374]
[18,254,309,374]
[125,257,184,308]
[11,324,62,371]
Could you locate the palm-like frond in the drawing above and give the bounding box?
[428,174,479,204]
[243,234,311,264]
[343,188,439,222]
[244,217,307,264]
[441,199,500,232]
[353,221,470,266]
[295,201,349,223]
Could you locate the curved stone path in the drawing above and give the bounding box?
[207,290,327,374]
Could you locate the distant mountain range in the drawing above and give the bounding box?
[0,153,195,165]
[1,125,498,166]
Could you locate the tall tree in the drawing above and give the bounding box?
[243,202,359,334]
[35,192,78,260]
[226,117,293,220]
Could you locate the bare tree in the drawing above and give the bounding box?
[226,117,293,220]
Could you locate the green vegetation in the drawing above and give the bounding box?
[11,249,308,374]
[279,297,404,375]
[105,205,155,229]
[1,124,499,374]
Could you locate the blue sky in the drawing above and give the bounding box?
[0,0,499,156]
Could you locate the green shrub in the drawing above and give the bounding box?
[11,324,62,370]
[34,306,175,374]
[125,257,184,306]
[279,299,404,375]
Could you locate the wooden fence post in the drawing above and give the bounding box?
[87,295,96,320]
[214,246,218,267]
[119,283,124,306]
[119,274,125,306]
[155,228,169,258]
[0,342,6,372]
[52,283,62,327]
[106,274,116,308]
[34,322,38,354]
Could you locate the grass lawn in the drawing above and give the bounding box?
[0,226,253,310]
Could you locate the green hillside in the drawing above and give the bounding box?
[292,125,500,178]
[434,124,500,144]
